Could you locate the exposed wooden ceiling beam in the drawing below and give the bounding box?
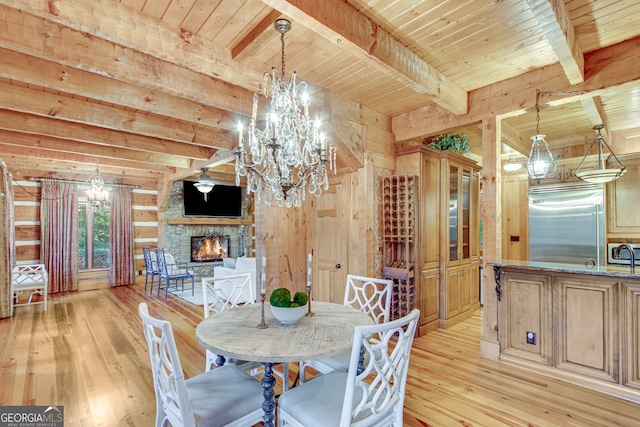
[580,96,608,137]
[0,0,265,94]
[393,36,640,142]
[0,80,231,149]
[0,145,175,177]
[260,0,468,115]
[527,0,584,85]
[0,48,239,143]
[326,116,363,172]
[0,109,212,161]
[500,121,530,157]
[0,129,190,170]
[232,10,283,60]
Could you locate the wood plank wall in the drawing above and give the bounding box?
[8,167,159,289]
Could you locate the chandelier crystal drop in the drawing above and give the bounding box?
[86,166,110,211]
[234,19,336,208]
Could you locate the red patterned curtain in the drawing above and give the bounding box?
[41,181,78,294]
[109,186,133,287]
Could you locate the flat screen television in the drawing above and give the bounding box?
[183,181,243,217]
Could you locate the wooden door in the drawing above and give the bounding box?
[314,179,348,303]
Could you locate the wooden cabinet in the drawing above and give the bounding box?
[439,152,481,329]
[622,280,640,390]
[496,266,640,399]
[498,270,553,366]
[607,153,640,239]
[397,146,481,334]
[554,275,619,383]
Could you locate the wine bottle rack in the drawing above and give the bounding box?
[382,174,417,321]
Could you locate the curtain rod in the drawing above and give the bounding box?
[28,177,140,189]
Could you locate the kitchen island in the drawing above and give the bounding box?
[489,260,640,402]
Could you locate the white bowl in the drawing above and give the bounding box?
[270,304,307,324]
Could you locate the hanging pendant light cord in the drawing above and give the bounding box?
[535,89,541,135]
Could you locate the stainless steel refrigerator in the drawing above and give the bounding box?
[528,183,605,265]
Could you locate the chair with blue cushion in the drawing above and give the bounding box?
[138,302,264,427]
[278,309,420,427]
[155,247,195,301]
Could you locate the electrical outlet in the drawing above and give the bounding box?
[526,331,536,345]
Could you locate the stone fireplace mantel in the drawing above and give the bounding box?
[162,181,255,280]
[166,218,252,226]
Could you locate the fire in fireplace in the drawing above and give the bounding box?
[191,235,230,262]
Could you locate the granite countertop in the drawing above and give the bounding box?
[487,259,638,279]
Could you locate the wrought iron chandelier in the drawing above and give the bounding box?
[527,90,557,182]
[85,166,110,211]
[573,124,626,183]
[234,19,336,208]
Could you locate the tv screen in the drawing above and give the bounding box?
[183,181,243,217]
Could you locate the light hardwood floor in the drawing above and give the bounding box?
[1,284,639,426]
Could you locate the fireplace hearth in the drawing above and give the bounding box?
[191,235,230,262]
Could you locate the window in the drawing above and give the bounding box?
[78,203,110,269]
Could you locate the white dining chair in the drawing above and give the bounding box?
[10,264,48,316]
[202,274,291,391]
[299,274,393,383]
[278,309,420,427]
[138,302,264,427]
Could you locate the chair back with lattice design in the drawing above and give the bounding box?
[142,246,154,272]
[341,309,419,426]
[202,272,255,317]
[343,275,393,325]
[138,303,195,427]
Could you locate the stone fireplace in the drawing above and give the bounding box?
[190,234,230,262]
[162,181,252,278]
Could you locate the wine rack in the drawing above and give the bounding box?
[382,174,417,320]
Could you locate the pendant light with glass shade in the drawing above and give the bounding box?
[573,124,626,183]
[527,90,557,182]
[503,156,523,172]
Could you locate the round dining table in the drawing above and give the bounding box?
[195,300,373,427]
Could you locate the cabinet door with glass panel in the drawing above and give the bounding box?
[448,163,473,263]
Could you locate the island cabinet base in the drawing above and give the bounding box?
[496,268,640,403]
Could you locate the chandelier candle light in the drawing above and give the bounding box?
[258,256,268,329]
[235,19,336,208]
[306,253,314,317]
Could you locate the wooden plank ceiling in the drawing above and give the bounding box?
[1,0,640,186]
